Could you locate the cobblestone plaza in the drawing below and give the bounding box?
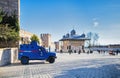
[0,53,120,78]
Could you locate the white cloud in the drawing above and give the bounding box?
[99,38,120,45]
[93,21,99,27]
[92,18,99,27]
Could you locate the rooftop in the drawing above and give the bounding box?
[60,29,90,41]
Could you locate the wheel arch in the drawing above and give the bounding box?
[21,56,29,60]
[46,56,55,61]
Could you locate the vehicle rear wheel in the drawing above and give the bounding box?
[21,57,29,65]
[48,57,55,63]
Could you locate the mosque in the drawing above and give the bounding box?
[60,29,90,53]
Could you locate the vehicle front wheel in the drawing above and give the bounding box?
[21,57,29,65]
[48,57,55,63]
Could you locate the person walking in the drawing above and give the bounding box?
[116,49,119,55]
[78,49,81,54]
[68,49,72,55]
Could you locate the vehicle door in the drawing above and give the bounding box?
[38,47,47,59]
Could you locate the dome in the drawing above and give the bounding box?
[66,33,70,38]
[71,29,76,36]
[63,35,66,38]
[81,33,85,37]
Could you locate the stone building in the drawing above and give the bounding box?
[108,44,120,51]
[108,44,120,48]
[54,42,60,52]
[20,29,42,45]
[19,29,33,44]
[40,34,51,48]
[40,33,58,51]
[0,0,20,18]
[60,29,90,52]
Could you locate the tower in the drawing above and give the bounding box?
[40,34,51,48]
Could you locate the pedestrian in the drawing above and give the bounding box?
[74,50,76,53]
[60,49,63,53]
[87,51,89,54]
[116,49,119,55]
[68,49,72,54]
[83,49,85,53]
[90,50,93,54]
[97,50,100,54]
[78,50,81,54]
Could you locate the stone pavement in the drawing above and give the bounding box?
[0,53,120,78]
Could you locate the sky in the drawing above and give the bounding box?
[20,0,120,45]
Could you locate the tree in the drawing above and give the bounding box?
[30,34,40,44]
[87,32,93,47]
[87,32,99,47]
[0,10,20,32]
[0,9,20,47]
[93,33,99,46]
[0,24,19,47]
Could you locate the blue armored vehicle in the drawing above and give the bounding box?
[18,41,57,64]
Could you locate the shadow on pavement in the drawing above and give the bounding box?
[54,64,120,78]
[1,61,49,67]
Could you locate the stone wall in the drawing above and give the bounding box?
[0,0,20,16]
[11,48,18,63]
[0,48,18,66]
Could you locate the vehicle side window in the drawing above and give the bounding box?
[39,47,46,52]
[41,47,47,52]
[39,48,42,52]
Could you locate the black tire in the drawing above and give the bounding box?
[21,57,29,65]
[48,57,55,63]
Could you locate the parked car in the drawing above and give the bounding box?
[109,51,115,55]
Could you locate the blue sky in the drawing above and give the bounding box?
[20,0,120,45]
